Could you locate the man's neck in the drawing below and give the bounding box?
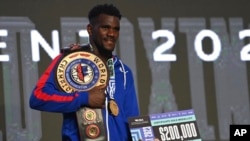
[89,43,112,62]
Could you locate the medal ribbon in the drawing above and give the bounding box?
[106,57,115,100]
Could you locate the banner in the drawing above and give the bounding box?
[129,109,202,141]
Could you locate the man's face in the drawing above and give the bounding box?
[89,14,120,53]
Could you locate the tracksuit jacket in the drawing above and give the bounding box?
[29,48,140,141]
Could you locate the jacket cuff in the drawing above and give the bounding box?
[77,91,89,106]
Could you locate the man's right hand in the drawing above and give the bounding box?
[60,43,81,53]
[69,43,81,50]
[87,85,106,108]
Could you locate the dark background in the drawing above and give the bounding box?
[1,0,250,141]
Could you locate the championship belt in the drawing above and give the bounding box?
[55,50,108,141]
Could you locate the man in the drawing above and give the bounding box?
[29,3,139,141]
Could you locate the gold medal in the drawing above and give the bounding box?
[109,100,119,116]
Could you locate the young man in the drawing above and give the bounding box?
[29,3,139,141]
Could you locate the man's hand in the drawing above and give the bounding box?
[87,85,106,108]
[70,43,81,50]
[60,43,81,53]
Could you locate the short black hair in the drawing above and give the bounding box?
[88,3,122,24]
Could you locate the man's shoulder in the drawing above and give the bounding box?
[114,58,132,72]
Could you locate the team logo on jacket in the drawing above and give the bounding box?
[56,51,108,93]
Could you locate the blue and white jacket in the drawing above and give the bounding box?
[29,48,140,141]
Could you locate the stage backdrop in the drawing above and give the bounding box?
[1,0,250,141]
